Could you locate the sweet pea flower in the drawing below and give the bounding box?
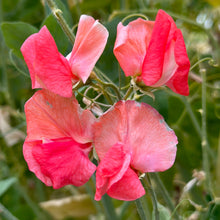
[23,89,97,188]
[21,15,108,97]
[114,10,190,96]
[94,100,178,201]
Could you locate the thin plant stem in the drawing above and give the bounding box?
[0,202,19,220]
[45,0,75,44]
[91,175,118,220]
[85,181,103,215]
[201,69,213,197]
[170,199,189,219]
[135,198,147,220]
[94,67,120,90]
[190,57,213,71]
[150,173,179,219]
[145,174,159,220]
[92,73,122,100]
[90,82,114,105]
[119,201,131,219]
[102,194,118,220]
[121,13,148,24]
[123,86,133,100]
[181,96,215,161]
[14,184,47,220]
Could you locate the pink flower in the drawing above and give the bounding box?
[93,100,178,201]
[21,15,108,98]
[114,10,190,96]
[23,89,97,188]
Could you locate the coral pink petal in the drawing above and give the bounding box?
[142,10,171,85]
[25,89,96,143]
[114,20,154,76]
[107,167,145,201]
[93,104,127,160]
[23,140,52,186]
[166,29,190,96]
[95,143,131,201]
[21,26,73,97]
[30,139,96,188]
[124,101,178,172]
[94,101,177,173]
[69,15,108,83]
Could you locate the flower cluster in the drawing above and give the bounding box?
[22,10,189,201]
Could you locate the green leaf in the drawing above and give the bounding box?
[0,177,17,197]
[41,14,71,55]
[152,203,171,220]
[1,22,38,58]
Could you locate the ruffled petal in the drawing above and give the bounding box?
[94,100,177,174]
[69,15,108,83]
[141,10,171,85]
[24,139,96,188]
[95,143,131,200]
[107,167,145,201]
[21,26,73,97]
[114,19,154,76]
[166,29,190,96]
[25,89,96,143]
[93,103,128,160]
[124,101,178,172]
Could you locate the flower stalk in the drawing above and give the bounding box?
[145,174,160,220]
[45,0,75,44]
[135,198,147,220]
[201,69,213,197]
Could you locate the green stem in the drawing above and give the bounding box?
[101,194,118,220]
[85,181,103,215]
[123,86,133,100]
[121,13,148,24]
[135,198,147,220]
[150,173,179,219]
[145,174,159,220]
[92,74,122,100]
[94,67,119,89]
[91,175,118,220]
[0,203,19,220]
[90,82,114,105]
[190,57,213,71]
[201,69,213,197]
[181,96,215,161]
[15,184,47,220]
[45,0,75,45]
[119,201,131,219]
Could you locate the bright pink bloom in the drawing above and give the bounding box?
[94,100,177,201]
[114,10,190,96]
[21,15,108,97]
[23,89,97,188]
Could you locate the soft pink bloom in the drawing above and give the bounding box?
[94,100,178,201]
[23,89,97,188]
[114,10,190,96]
[21,15,108,97]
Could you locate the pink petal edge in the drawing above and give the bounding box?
[69,15,109,83]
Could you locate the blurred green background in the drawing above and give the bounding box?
[0,0,220,219]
